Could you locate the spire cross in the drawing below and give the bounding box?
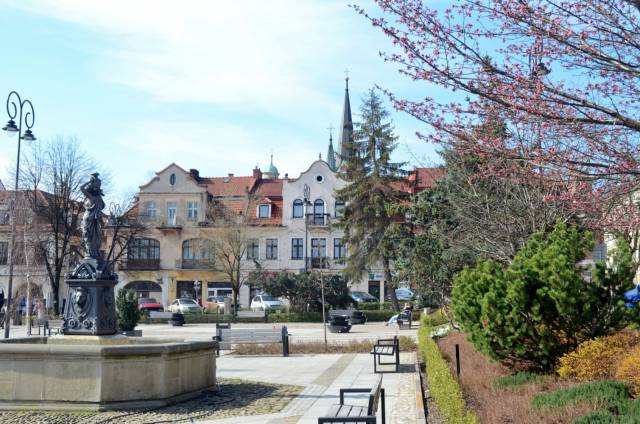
[327,124,334,141]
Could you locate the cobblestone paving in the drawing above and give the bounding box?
[390,354,422,424]
[0,379,302,424]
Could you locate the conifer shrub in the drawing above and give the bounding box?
[557,331,640,382]
[616,345,640,396]
[116,288,140,332]
[452,223,638,371]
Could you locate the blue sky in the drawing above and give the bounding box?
[0,0,440,196]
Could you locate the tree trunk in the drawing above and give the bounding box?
[383,257,399,312]
[52,275,60,316]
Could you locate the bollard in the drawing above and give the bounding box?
[455,343,461,379]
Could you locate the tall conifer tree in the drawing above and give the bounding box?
[336,89,407,311]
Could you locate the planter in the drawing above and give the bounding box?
[169,313,185,327]
[328,315,352,333]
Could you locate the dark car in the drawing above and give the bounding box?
[350,291,378,304]
[137,297,163,312]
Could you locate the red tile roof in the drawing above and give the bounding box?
[203,176,257,197]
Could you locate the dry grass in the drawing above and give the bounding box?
[233,336,417,355]
[437,332,599,424]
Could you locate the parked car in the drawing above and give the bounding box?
[137,297,163,313]
[168,298,202,314]
[250,295,284,311]
[386,288,415,302]
[204,295,227,311]
[350,291,378,304]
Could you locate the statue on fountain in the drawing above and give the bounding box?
[63,173,117,335]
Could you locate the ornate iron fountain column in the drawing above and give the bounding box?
[62,173,118,335]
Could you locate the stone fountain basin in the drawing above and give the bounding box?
[0,335,217,411]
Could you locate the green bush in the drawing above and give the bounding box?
[418,316,478,424]
[452,224,638,371]
[532,380,630,411]
[494,372,542,389]
[423,310,449,327]
[357,302,394,311]
[267,312,323,323]
[116,289,140,332]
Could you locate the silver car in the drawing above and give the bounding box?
[168,298,202,314]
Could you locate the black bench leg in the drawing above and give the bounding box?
[373,353,378,373]
[396,348,400,372]
[381,388,386,424]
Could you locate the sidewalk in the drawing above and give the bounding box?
[205,352,425,424]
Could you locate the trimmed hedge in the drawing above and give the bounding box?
[357,302,395,311]
[268,312,323,323]
[418,316,478,424]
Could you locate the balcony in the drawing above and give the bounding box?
[307,257,330,269]
[121,258,160,271]
[179,259,212,269]
[306,213,330,228]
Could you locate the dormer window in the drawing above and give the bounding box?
[258,204,271,219]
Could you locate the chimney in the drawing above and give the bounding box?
[228,173,234,178]
[253,167,262,180]
[284,173,289,180]
[189,169,200,181]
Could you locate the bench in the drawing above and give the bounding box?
[236,310,267,322]
[318,374,385,423]
[329,309,367,325]
[44,319,63,336]
[396,310,412,329]
[215,326,289,357]
[148,311,184,326]
[370,336,399,373]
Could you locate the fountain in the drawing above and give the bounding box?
[0,174,216,410]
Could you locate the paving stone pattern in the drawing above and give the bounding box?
[0,379,302,424]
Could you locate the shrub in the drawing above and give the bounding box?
[116,289,140,331]
[267,312,323,323]
[616,345,640,396]
[357,302,394,310]
[452,224,638,371]
[423,310,449,327]
[418,316,479,424]
[532,380,630,411]
[494,372,543,389]
[233,336,417,355]
[557,331,640,382]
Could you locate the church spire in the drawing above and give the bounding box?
[336,73,353,170]
[326,124,337,171]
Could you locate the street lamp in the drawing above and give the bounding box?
[2,91,36,339]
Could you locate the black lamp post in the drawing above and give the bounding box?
[2,91,36,339]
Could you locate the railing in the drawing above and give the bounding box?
[180,259,212,269]
[306,213,330,227]
[121,258,160,270]
[307,257,330,269]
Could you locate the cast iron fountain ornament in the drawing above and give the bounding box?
[62,173,118,335]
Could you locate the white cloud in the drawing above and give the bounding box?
[6,0,361,117]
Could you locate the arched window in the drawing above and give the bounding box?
[128,238,160,260]
[334,201,345,218]
[292,199,304,218]
[313,199,325,225]
[182,239,213,269]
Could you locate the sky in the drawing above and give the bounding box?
[0,0,440,197]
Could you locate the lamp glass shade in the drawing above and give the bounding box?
[20,129,36,141]
[2,120,18,136]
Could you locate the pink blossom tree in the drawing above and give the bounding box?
[357,0,640,222]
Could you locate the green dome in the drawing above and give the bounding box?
[268,163,279,174]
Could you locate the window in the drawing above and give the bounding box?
[187,201,199,221]
[593,243,607,262]
[333,238,345,259]
[258,204,271,219]
[266,239,278,260]
[12,242,25,265]
[144,201,157,218]
[128,238,160,260]
[182,239,212,260]
[292,199,304,218]
[0,241,7,265]
[247,239,259,259]
[167,202,177,226]
[311,238,326,258]
[291,238,303,260]
[313,199,325,225]
[334,201,345,218]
